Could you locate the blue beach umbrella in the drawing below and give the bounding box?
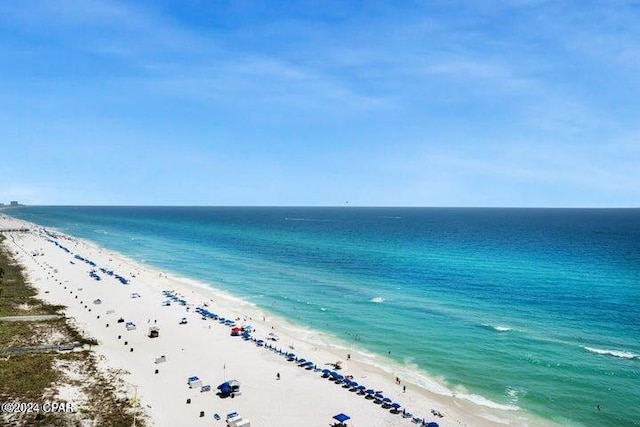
[333,413,350,422]
[427,423,439,427]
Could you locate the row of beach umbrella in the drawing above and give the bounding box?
[161,290,440,427]
[46,236,130,284]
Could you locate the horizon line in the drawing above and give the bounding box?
[2,204,639,210]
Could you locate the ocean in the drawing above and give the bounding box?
[5,206,640,426]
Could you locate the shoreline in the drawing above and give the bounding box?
[1,214,551,426]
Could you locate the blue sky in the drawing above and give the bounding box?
[1,0,639,207]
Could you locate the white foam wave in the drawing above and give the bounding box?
[455,392,520,411]
[482,323,513,332]
[583,346,638,359]
[370,297,385,303]
[505,386,527,405]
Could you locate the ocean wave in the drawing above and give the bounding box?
[582,346,638,359]
[370,297,385,303]
[455,392,520,411]
[284,217,331,222]
[483,323,512,332]
[505,386,527,405]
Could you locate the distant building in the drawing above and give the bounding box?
[10,201,19,206]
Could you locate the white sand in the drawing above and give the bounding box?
[1,214,549,427]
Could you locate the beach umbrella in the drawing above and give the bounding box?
[427,423,439,427]
[390,403,401,410]
[374,393,384,399]
[333,413,350,422]
[383,397,392,403]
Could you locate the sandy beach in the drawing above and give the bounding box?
[1,214,544,427]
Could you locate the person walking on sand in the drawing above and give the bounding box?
[403,385,406,393]
[276,373,280,380]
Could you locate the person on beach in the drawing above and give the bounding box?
[276,373,280,380]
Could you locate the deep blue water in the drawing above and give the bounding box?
[5,206,640,426]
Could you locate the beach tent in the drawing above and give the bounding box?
[217,380,241,398]
[188,376,202,388]
[332,413,350,427]
[148,326,160,338]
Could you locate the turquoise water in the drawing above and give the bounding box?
[5,206,640,426]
